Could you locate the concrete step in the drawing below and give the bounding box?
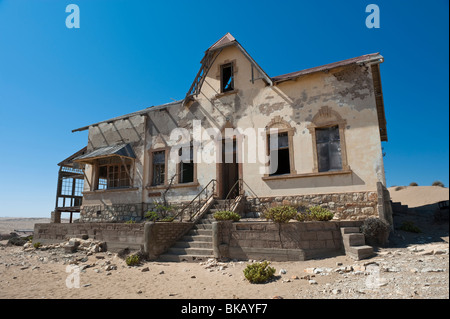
[340,227,361,235]
[347,245,374,261]
[181,235,212,243]
[343,233,365,247]
[167,247,213,256]
[188,228,212,236]
[193,223,212,230]
[173,241,213,249]
[158,254,213,262]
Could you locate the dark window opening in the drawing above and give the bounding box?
[268,132,291,176]
[152,151,165,186]
[221,63,234,93]
[316,126,342,172]
[179,147,194,184]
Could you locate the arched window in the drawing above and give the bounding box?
[307,106,349,173]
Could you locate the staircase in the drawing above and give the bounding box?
[158,200,228,262]
[341,227,374,260]
[390,201,409,214]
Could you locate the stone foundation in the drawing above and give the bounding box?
[246,190,379,221]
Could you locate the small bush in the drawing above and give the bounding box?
[160,216,175,222]
[213,210,241,222]
[125,254,141,266]
[296,206,334,222]
[308,206,334,221]
[399,221,421,233]
[394,186,405,191]
[33,242,42,249]
[264,206,297,223]
[243,261,276,284]
[409,182,418,186]
[125,219,136,224]
[144,210,159,221]
[360,217,390,247]
[432,181,445,187]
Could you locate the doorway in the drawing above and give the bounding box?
[219,138,240,199]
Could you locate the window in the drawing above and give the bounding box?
[221,63,234,93]
[307,106,349,173]
[152,151,166,186]
[96,163,131,190]
[316,126,342,172]
[268,132,291,176]
[178,146,194,184]
[264,116,296,177]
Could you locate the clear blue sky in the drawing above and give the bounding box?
[0,0,448,217]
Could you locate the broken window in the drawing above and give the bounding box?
[316,126,343,172]
[179,146,194,184]
[96,159,132,190]
[268,132,291,176]
[152,151,166,186]
[221,63,234,93]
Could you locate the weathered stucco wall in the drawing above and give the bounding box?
[78,43,387,221]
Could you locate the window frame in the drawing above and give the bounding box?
[93,157,134,191]
[264,116,297,177]
[220,62,235,93]
[150,148,168,187]
[177,145,198,185]
[307,106,349,173]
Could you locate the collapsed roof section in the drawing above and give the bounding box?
[71,33,387,141]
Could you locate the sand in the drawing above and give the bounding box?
[0,186,448,300]
[388,186,449,208]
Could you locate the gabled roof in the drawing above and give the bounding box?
[207,32,236,51]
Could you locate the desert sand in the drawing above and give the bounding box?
[388,186,449,208]
[0,186,448,300]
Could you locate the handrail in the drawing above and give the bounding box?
[240,179,269,216]
[222,178,268,216]
[174,179,216,222]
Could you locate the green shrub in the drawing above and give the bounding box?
[243,261,276,284]
[125,219,136,224]
[33,242,42,249]
[213,210,241,222]
[432,181,445,187]
[144,210,159,221]
[263,206,297,223]
[160,216,175,222]
[296,206,334,222]
[125,254,141,266]
[399,221,421,233]
[308,206,334,221]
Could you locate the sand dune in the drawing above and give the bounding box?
[388,186,449,208]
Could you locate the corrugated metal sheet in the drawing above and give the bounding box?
[73,143,135,162]
[271,53,383,83]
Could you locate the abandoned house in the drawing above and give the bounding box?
[44,33,392,261]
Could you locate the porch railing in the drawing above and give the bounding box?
[174,179,217,222]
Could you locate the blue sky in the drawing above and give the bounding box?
[0,0,448,217]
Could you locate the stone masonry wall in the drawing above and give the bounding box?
[33,223,145,251]
[245,190,378,220]
[80,201,192,223]
[216,220,363,261]
[143,222,194,259]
